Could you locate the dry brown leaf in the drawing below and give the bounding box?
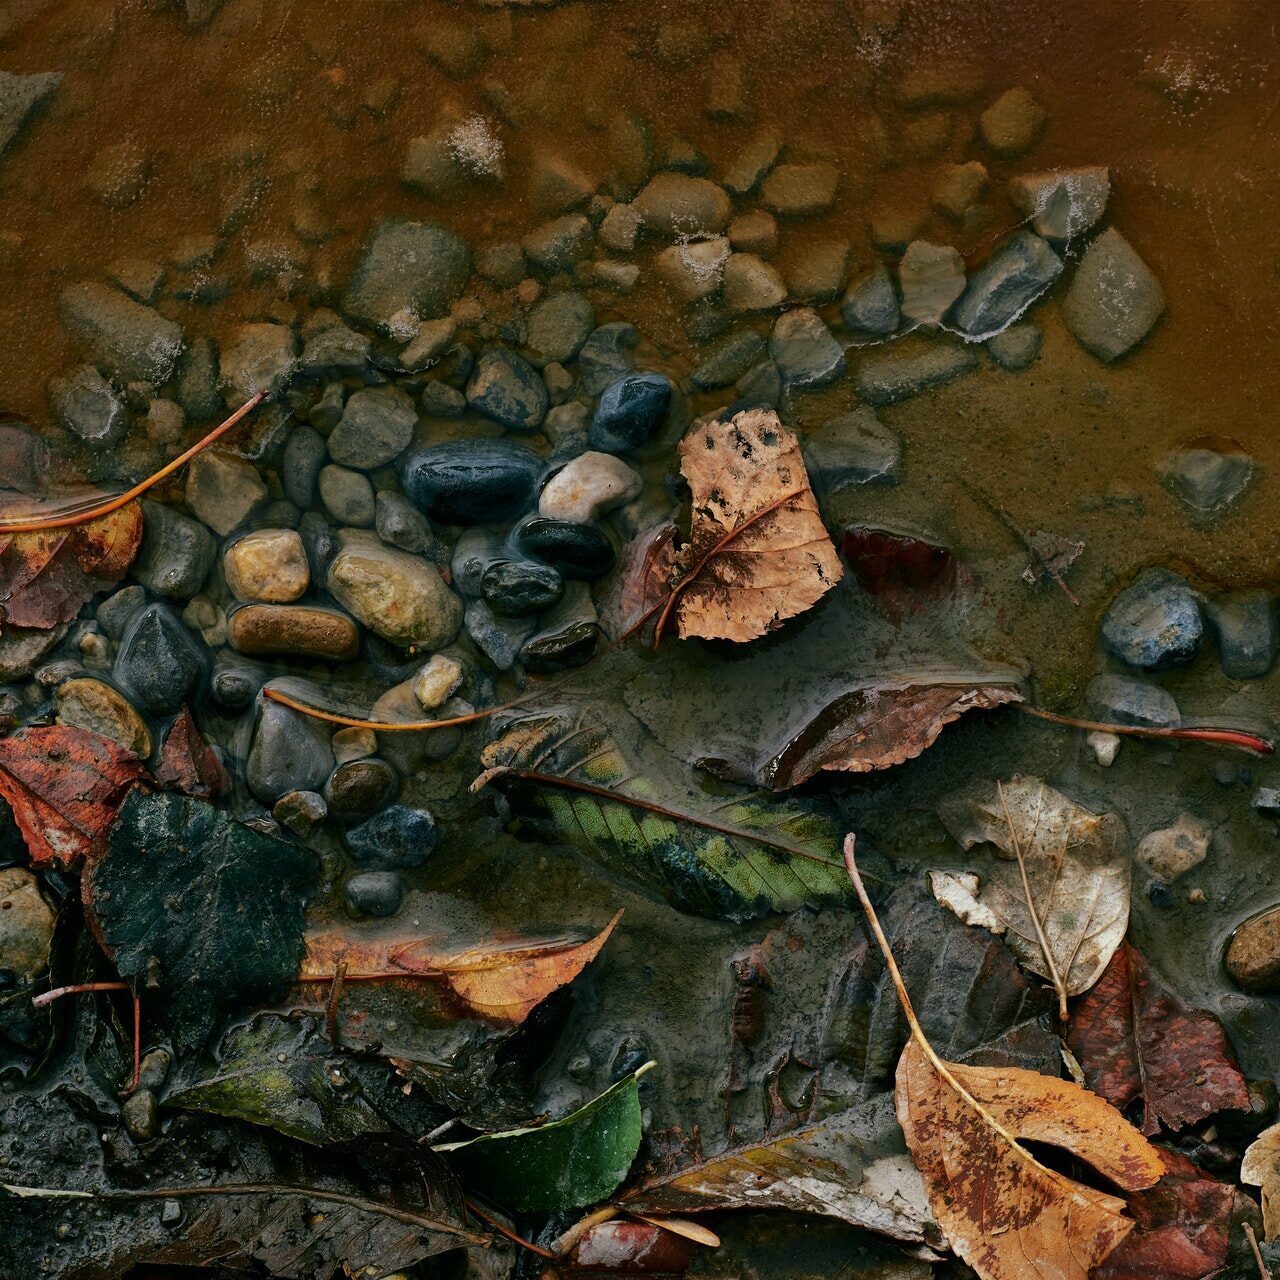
[937,775,1130,1017]
[845,837,1165,1280]
[0,503,143,631]
[659,410,842,643]
[300,910,621,1025]
[1242,1122,1280,1240]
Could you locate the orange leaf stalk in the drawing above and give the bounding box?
[1019,705,1273,755]
[0,392,267,533]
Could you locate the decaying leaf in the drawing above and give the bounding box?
[1242,1122,1280,1240]
[438,1063,652,1213]
[604,520,679,640]
[152,706,229,800]
[299,909,622,1025]
[937,775,1130,1014]
[478,702,852,920]
[841,525,963,623]
[0,503,143,631]
[0,725,145,867]
[845,838,1166,1280]
[86,790,317,1052]
[659,410,842,643]
[1067,942,1249,1135]
[566,1218,702,1273]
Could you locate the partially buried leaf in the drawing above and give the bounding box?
[437,1062,652,1212]
[478,702,853,920]
[841,524,962,624]
[166,1013,451,1145]
[660,409,842,643]
[0,725,145,867]
[85,790,317,1053]
[1242,1121,1280,1240]
[0,502,142,631]
[1066,941,1249,1135]
[937,775,1130,1012]
[603,519,679,641]
[567,1218,701,1273]
[300,908,622,1024]
[152,705,228,800]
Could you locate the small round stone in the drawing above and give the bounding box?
[513,517,616,581]
[223,529,310,603]
[481,559,564,617]
[588,373,672,453]
[345,804,438,869]
[539,451,642,523]
[346,871,405,918]
[413,654,464,709]
[325,758,399,820]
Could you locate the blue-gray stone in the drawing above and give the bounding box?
[480,558,564,617]
[768,308,845,388]
[841,264,900,335]
[281,424,327,509]
[690,330,767,391]
[342,218,471,330]
[1205,590,1278,681]
[345,871,404,917]
[48,364,127,445]
[577,323,639,396]
[465,348,549,431]
[246,698,333,804]
[589,372,671,453]
[1100,568,1203,671]
[1086,673,1180,728]
[345,804,437,870]
[327,385,417,469]
[401,438,540,524]
[985,322,1042,372]
[950,230,1062,336]
[113,603,207,716]
[59,282,185,385]
[131,501,216,600]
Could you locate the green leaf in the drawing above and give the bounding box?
[437,1062,652,1212]
[167,1014,450,1145]
[86,791,317,1054]
[478,704,853,921]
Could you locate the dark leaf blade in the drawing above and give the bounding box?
[86,791,317,1053]
[479,704,853,921]
[1066,942,1249,1135]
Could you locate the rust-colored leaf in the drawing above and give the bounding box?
[1066,942,1249,1136]
[153,707,229,801]
[566,1218,699,1273]
[845,837,1165,1280]
[0,725,145,867]
[603,521,679,641]
[0,503,143,631]
[659,410,842,643]
[841,525,962,623]
[300,910,622,1025]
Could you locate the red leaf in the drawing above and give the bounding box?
[0,725,145,867]
[1093,1150,1235,1280]
[841,525,963,623]
[1067,942,1249,1135]
[153,707,228,801]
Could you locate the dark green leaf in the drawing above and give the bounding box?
[438,1062,651,1212]
[86,790,317,1053]
[478,703,853,920]
[167,1013,450,1145]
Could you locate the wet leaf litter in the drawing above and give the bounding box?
[1,4,1280,1277]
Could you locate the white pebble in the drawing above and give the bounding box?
[413,654,464,710]
[1086,730,1120,766]
[539,451,642,524]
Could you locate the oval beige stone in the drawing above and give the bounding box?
[224,529,310,602]
[227,604,360,660]
[54,678,152,756]
[1227,906,1280,993]
[0,867,56,981]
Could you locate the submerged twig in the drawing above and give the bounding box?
[0,392,266,534]
[1018,704,1273,755]
[325,960,347,1045]
[1243,1222,1267,1280]
[964,481,1082,606]
[32,980,130,1008]
[465,1197,556,1259]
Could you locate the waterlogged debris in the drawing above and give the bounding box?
[0,725,144,867]
[937,776,1130,1016]
[1066,942,1249,1135]
[657,409,842,643]
[846,841,1165,1280]
[85,790,317,1052]
[438,1063,652,1212]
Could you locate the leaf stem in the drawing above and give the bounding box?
[32,981,130,1008]
[0,392,267,533]
[1018,705,1272,755]
[1244,1222,1267,1280]
[464,1197,556,1258]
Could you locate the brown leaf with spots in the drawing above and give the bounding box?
[0,503,143,631]
[0,725,145,867]
[299,910,621,1025]
[657,410,842,643]
[153,707,230,801]
[845,838,1165,1280]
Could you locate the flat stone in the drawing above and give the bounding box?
[529,152,594,212]
[1009,166,1110,241]
[513,517,615,582]
[227,604,359,661]
[979,87,1045,157]
[54,678,151,756]
[578,323,639,396]
[723,128,782,197]
[0,867,55,982]
[540,451,643,523]
[246,698,334,805]
[401,438,540,524]
[177,337,223,423]
[219,322,297,403]
[1159,440,1253,513]
[1205,590,1278,680]
[59,282,184,385]
[854,336,979,406]
[690,330,767,390]
[899,241,965,326]
[728,209,778,257]
[523,214,593,274]
[297,315,371,379]
[0,70,61,166]
[1135,813,1211,883]
[1227,907,1280,992]
[224,529,309,602]
[578,259,639,294]
[466,348,548,432]
[342,218,472,330]
[131,500,216,599]
[932,161,989,221]
[769,308,845,388]
[482,559,564,617]
[804,405,902,490]
[1086,672,1180,728]
[1100,567,1202,671]
[632,173,731,236]
[465,598,535,670]
[521,581,599,673]
[986,322,1042,372]
[599,203,642,253]
[281,424,326,509]
[327,530,462,649]
[782,239,851,304]
[318,465,375,527]
[399,317,457,372]
[0,625,66,682]
[114,603,207,716]
[420,380,466,418]
[589,372,672,452]
[185,451,267,536]
[950,230,1062,337]
[723,253,787,313]
[842,264,900,335]
[48,364,127,445]
[1062,228,1165,363]
[526,291,595,363]
[328,385,417,470]
[654,238,729,303]
[760,162,838,217]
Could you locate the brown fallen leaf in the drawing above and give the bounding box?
[566,1218,700,1273]
[0,725,146,867]
[602,521,679,641]
[153,707,230,801]
[656,409,842,643]
[0,503,143,631]
[1066,941,1249,1136]
[845,836,1165,1280]
[1242,1122,1280,1240]
[299,910,622,1025]
[841,525,963,624]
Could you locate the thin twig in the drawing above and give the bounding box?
[464,1197,556,1259]
[32,981,130,1008]
[122,994,141,1096]
[0,392,266,533]
[325,960,347,1045]
[1018,705,1273,754]
[1244,1222,1267,1280]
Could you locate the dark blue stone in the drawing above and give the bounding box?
[401,439,540,524]
[465,348,548,432]
[1100,568,1203,671]
[480,559,564,617]
[512,517,616,581]
[345,804,437,869]
[345,871,404,917]
[589,372,671,453]
[113,603,207,716]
